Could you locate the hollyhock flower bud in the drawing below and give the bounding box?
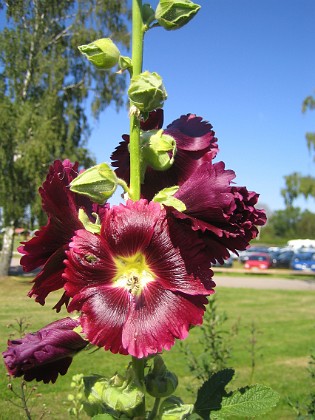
[2,318,88,384]
[70,163,119,204]
[156,0,201,31]
[145,355,178,398]
[141,129,176,171]
[128,71,167,113]
[78,38,120,70]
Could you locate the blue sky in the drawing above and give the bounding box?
[88,0,315,213]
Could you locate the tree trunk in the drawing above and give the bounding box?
[0,226,15,276]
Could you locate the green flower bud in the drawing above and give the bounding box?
[128,71,167,113]
[145,355,178,398]
[78,38,120,69]
[70,163,118,204]
[141,129,176,171]
[156,0,201,31]
[102,369,144,416]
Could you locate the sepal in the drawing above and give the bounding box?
[153,186,186,212]
[119,56,133,74]
[128,71,167,113]
[70,163,118,204]
[82,368,144,418]
[142,3,156,27]
[78,209,101,234]
[78,38,120,70]
[158,396,194,419]
[155,0,201,31]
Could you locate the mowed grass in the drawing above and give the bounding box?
[0,275,314,419]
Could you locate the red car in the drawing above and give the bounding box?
[244,253,271,270]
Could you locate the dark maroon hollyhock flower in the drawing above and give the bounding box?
[18,160,102,310]
[63,200,215,358]
[171,161,267,263]
[111,110,218,200]
[2,318,88,384]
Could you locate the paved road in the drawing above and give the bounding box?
[214,275,315,291]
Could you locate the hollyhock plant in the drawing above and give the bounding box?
[2,1,279,418]
[3,318,88,384]
[62,199,215,358]
[18,159,106,311]
[111,109,219,200]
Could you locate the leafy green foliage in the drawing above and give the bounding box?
[194,370,279,419]
[194,369,235,419]
[210,384,280,419]
[0,0,130,227]
[179,295,239,390]
[282,91,315,205]
[260,207,315,242]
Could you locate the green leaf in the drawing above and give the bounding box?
[194,369,235,419]
[211,384,280,419]
[92,415,115,419]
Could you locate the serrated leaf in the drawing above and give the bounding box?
[211,384,280,419]
[194,369,235,419]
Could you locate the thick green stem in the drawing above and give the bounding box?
[132,356,146,418]
[129,0,146,416]
[148,397,161,420]
[129,0,144,201]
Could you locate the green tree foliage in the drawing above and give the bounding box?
[260,207,315,243]
[0,0,130,228]
[282,92,315,206]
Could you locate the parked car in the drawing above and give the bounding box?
[291,252,315,272]
[270,250,295,268]
[244,253,271,270]
[239,247,269,263]
[212,256,233,268]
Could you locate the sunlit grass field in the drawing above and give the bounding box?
[0,275,314,419]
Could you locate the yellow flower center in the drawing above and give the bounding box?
[113,252,154,295]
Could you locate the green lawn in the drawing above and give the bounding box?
[0,275,314,419]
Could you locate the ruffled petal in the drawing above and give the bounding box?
[18,160,104,307]
[111,114,219,200]
[68,285,130,355]
[172,161,266,262]
[122,282,208,358]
